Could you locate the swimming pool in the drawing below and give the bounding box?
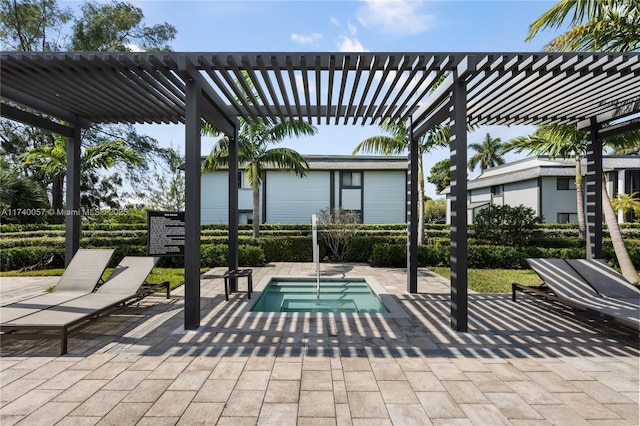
[251,278,389,313]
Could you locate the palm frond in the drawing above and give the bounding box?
[266,119,317,142]
[352,136,406,155]
[201,136,231,172]
[259,147,310,177]
[527,0,616,41]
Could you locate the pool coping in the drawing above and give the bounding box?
[227,275,410,319]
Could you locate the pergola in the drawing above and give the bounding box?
[2,51,639,331]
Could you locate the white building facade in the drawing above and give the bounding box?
[443,156,640,224]
[201,155,408,225]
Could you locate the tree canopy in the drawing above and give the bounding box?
[0,0,178,214]
[527,0,640,52]
[468,133,505,173]
[203,118,317,238]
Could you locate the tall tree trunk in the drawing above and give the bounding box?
[417,154,425,245]
[602,180,639,283]
[251,162,260,238]
[575,157,586,240]
[52,173,64,224]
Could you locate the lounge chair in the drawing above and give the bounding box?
[565,259,640,306]
[1,256,164,354]
[0,249,115,324]
[512,258,640,332]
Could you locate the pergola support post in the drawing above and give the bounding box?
[449,72,468,332]
[586,123,603,259]
[65,125,82,266]
[228,125,239,291]
[184,78,202,330]
[407,120,418,293]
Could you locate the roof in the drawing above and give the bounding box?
[2,52,639,139]
[301,155,407,171]
[441,155,640,194]
[195,154,408,172]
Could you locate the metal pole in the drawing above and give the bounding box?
[450,71,468,332]
[184,78,202,330]
[228,125,239,291]
[65,125,81,266]
[407,118,418,293]
[586,122,603,259]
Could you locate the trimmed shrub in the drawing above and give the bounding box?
[201,244,265,267]
[419,244,449,267]
[468,245,525,269]
[258,236,312,262]
[0,247,65,271]
[343,235,406,263]
[371,243,406,267]
[240,245,266,266]
[473,204,541,246]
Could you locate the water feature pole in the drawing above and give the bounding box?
[312,214,320,297]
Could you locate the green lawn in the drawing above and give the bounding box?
[429,267,541,293]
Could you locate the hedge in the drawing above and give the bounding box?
[0,246,66,271]
[370,243,638,269]
[2,222,639,271]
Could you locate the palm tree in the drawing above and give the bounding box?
[468,133,505,173]
[202,118,317,238]
[526,0,640,52]
[611,192,640,223]
[504,124,640,283]
[0,158,48,223]
[505,125,589,240]
[352,119,449,245]
[20,136,143,216]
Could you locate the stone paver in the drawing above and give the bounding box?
[1,263,638,425]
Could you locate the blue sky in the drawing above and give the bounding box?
[115,0,565,197]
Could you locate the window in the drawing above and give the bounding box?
[556,177,575,190]
[491,185,503,195]
[238,171,249,189]
[341,172,362,188]
[627,170,640,194]
[238,211,252,225]
[557,213,577,224]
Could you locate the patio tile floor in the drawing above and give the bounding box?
[1,262,638,425]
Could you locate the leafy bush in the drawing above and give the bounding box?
[240,245,266,266]
[342,235,406,263]
[258,236,312,262]
[371,244,406,267]
[0,247,65,271]
[419,244,449,266]
[473,204,542,246]
[201,244,265,267]
[528,236,585,248]
[468,245,525,269]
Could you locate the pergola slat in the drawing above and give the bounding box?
[2,50,639,338]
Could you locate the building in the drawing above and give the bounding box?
[201,155,408,225]
[443,156,640,224]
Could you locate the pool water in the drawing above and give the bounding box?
[251,278,389,313]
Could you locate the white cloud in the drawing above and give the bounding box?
[356,0,435,36]
[291,33,323,44]
[330,17,340,26]
[347,22,357,36]
[336,36,369,52]
[125,43,143,52]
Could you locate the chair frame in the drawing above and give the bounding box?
[513,259,640,332]
[1,256,169,355]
